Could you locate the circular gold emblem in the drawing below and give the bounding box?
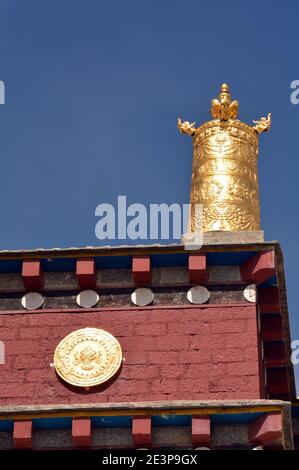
[53,328,122,388]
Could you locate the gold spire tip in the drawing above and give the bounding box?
[211,83,238,120]
[220,83,230,93]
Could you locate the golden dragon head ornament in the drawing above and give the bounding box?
[178,83,271,135]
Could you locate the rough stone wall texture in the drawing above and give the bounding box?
[0,304,260,405]
[0,425,256,449]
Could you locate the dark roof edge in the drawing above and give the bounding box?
[0,241,280,260]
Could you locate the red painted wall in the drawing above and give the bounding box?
[0,304,261,405]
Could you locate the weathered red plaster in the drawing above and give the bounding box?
[132,255,151,285]
[248,412,282,446]
[258,287,280,314]
[263,341,286,368]
[13,420,32,448]
[188,254,208,284]
[22,260,43,290]
[192,416,211,445]
[266,368,289,395]
[260,314,283,341]
[72,418,92,447]
[0,304,260,405]
[240,251,275,284]
[76,258,96,289]
[132,416,152,447]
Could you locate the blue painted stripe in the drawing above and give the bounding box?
[0,259,22,273]
[0,250,262,273]
[40,258,76,272]
[0,412,267,431]
[32,417,72,430]
[0,419,13,431]
[91,416,132,428]
[206,251,257,266]
[211,412,264,424]
[150,253,189,268]
[94,255,132,270]
[260,276,277,287]
[152,414,191,426]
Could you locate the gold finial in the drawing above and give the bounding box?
[211,83,239,120]
[219,83,231,101]
[220,83,229,92]
[177,84,272,233]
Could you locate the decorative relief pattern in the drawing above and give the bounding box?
[190,120,260,231]
[178,84,270,232]
[53,328,122,388]
[202,203,258,231]
[195,158,257,181]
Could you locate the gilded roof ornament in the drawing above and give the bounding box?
[177,117,196,136]
[178,83,271,232]
[178,83,271,135]
[210,83,239,120]
[252,113,272,134]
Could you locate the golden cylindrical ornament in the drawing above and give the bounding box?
[178,84,271,233]
[191,119,259,231]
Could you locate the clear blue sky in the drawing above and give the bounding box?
[0,1,298,389]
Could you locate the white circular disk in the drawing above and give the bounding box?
[21,292,44,310]
[243,284,257,303]
[131,288,154,306]
[187,286,210,304]
[76,290,99,308]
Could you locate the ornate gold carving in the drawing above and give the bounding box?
[253,113,272,134]
[211,83,239,120]
[178,117,196,136]
[178,84,271,232]
[53,328,122,388]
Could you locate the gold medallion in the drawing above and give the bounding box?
[53,328,122,388]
